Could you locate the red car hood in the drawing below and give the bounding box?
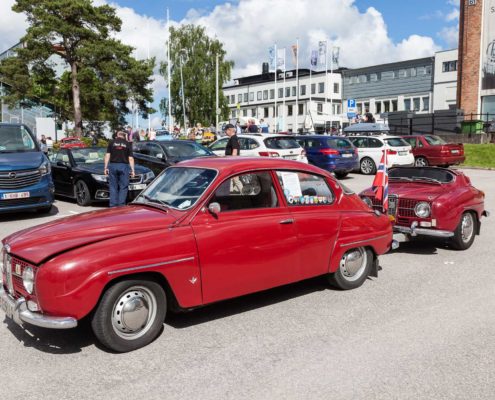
[3,205,177,264]
[362,182,448,200]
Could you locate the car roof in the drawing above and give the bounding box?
[297,135,346,140]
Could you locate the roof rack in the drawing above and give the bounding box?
[343,123,390,136]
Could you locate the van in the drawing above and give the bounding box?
[0,123,54,213]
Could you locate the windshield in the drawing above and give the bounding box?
[424,135,447,145]
[389,167,455,183]
[384,138,410,147]
[0,125,37,153]
[72,148,106,164]
[264,137,300,149]
[327,138,353,148]
[161,142,214,158]
[135,167,217,210]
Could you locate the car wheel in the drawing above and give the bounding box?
[450,212,476,250]
[414,157,428,167]
[91,279,167,353]
[74,180,91,206]
[360,158,376,175]
[334,171,348,179]
[328,247,373,290]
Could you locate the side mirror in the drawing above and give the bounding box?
[156,153,164,159]
[208,202,221,215]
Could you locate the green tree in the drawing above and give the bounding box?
[159,24,233,129]
[0,0,154,135]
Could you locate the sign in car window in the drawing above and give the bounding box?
[276,171,334,206]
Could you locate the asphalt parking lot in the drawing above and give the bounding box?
[1,169,494,400]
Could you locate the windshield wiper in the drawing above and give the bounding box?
[411,176,441,184]
[141,194,170,207]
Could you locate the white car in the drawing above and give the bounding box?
[209,134,308,163]
[347,135,414,175]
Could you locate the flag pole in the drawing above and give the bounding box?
[274,43,277,134]
[295,38,299,133]
[282,48,286,132]
[167,8,173,133]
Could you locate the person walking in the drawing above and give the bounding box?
[104,130,135,207]
[224,123,240,156]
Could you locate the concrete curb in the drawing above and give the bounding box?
[458,166,495,171]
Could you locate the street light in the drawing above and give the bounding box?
[179,49,188,132]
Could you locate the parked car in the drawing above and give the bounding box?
[154,129,173,141]
[359,166,489,250]
[209,134,308,163]
[1,157,393,352]
[400,134,465,167]
[49,147,155,206]
[59,137,87,149]
[296,135,358,179]
[0,123,54,214]
[133,140,215,176]
[347,135,414,174]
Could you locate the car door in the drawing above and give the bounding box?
[191,170,300,303]
[209,138,229,156]
[132,142,152,170]
[367,137,385,167]
[146,142,170,175]
[239,138,260,157]
[275,170,340,280]
[50,149,73,195]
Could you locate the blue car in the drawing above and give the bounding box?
[0,123,54,214]
[296,135,358,179]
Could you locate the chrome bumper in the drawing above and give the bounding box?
[394,221,454,238]
[0,286,77,329]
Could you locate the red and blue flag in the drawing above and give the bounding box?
[372,150,388,212]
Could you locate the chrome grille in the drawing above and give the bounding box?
[11,257,37,297]
[130,174,143,184]
[0,169,41,189]
[4,252,14,295]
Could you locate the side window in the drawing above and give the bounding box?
[306,139,321,148]
[247,138,260,149]
[296,139,306,148]
[209,171,278,211]
[351,138,364,148]
[368,138,383,148]
[147,143,165,158]
[276,171,334,205]
[210,139,228,151]
[55,150,70,164]
[238,138,250,151]
[404,138,416,148]
[417,139,424,148]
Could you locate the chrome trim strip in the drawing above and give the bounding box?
[394,225,454,238]
[340,234,390,248]
[108,256,195,276]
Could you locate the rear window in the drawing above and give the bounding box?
[384,138,409,147]
[424,135,447,145]
[264,137,300,149]
[327,138,353,149]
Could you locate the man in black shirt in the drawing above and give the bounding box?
[224,124,240,156]
[104,131,135,207]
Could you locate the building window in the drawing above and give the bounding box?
[333,104,341,114]
[318,82,325,93]
[311,83,316,94]
[357,103,363,115]
[252,108,257,117]
[263,90,268,100]
[292,86,296,96]
[249,92,254,101]
[317,103,323,114]
[298,103,304,115]
[242,109,247,117]
[279,88,283,98]
[392,99,398,111]
[384,100,390,112]
[286,87,291,97]
[257,91,262,101]
[230,95,235,104]
[333,83,339,94]
[382,71,394,80]
[410,68,417,77]
[287,105,293,116]
[413,97,420,111]
[238,94,242,103]
[264,107,269,118]
[375,101,382,114]
[425,65,432,75]
[243,93,248,102]
[417,66,426,75]
[442,61,457,72]
[404,99,411,111]
[393,70,399,79]
[370,73,378,82]
[300,85,306,96]
[364,102,370,113]
[359,75,367,83]
[270,89,275,99]
[232,110,237,118]
[422,97,430,111]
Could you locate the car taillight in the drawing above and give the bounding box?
[319,148,340,155]
[387,149,397,155]
[259,151,280,157]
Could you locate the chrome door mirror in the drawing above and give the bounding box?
[208,202,221,215]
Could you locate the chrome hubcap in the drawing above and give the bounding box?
[361,159,373,174]
[76,182,86,202]
[461,213,474,243]
[112,286,157,340]
[339,248,367,282]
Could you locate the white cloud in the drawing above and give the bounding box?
[438,26,459,49]
[0,0,28,52]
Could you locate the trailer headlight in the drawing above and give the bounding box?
[22,266,35,294]
[414,202,431,218]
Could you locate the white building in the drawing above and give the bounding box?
[433,49,458,111]
[223,68,343,133]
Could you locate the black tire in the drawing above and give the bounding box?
[74,180,92,206]
[360,157,376,175]
[450,212,477,250]
[91,279,167,353]
[334,171,348,179]
[328,247,373,290]
[37,205,52,214]
[414,156,428,167]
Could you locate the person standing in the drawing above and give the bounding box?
[90,131,98,146]
[104,130,135,207]
[235,121,242,135]
[224,124,240,156]
[39,135,48,154]
[247,118,258,133]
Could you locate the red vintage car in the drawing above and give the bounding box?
[360,167,488,250]
[400,134,465,167]
[1,158,393,352]
[59,137,87,149]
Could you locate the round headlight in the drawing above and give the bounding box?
[414,202,431,218]
[22,267,35,294]
[362,196,373,208]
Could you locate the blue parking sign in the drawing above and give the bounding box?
[347,99,356,108]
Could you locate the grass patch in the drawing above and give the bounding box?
[462,144,495,168]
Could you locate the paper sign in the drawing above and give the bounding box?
[280,172,302,197]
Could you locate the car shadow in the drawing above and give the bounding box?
[391,237,451,255]
[0,204,60,222]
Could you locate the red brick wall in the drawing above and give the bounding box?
[457,0,483,116]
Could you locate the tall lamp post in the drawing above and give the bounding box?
[179,49,188,132]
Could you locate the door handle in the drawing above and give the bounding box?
[279,218,294,225]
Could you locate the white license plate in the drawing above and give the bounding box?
[451,150,459,154]
[129,184,146,191]
[0,294,15,319]
[283,155,298,160]
[399,151,408,156]
[2,192,30,200]
[342,153,353,158]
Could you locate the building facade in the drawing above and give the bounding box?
[433,49,459,111]
[223,68,343,133]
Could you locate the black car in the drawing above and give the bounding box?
[132,140,215,176]
[49,147,155,206]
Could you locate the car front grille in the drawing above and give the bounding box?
[0,197,44,208]
[367,196,429,225]
[2,255,37,298]
[0,169,41,189]
[130,174,144,184]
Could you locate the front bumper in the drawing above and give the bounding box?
[0,286,77,329]
[394,221,454,238]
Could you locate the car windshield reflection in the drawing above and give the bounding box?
[72,148,106,164]
[134,167,217,210]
